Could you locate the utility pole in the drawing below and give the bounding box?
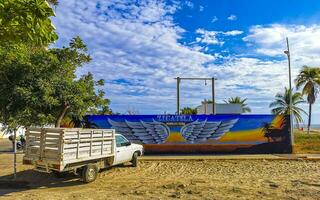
[284,37,294,146]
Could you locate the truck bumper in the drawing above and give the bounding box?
[23,157,62,172]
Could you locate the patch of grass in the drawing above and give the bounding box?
[294,130,320,153]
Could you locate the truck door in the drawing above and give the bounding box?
[114,135,133,165]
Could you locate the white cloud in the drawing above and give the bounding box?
[194,29,243,46]
[227,15,237,21]
[52,0,215,114]
[243,24,320,60]
[211,16,218,23]
[185,1,194,9]
[195,29,223,45]
[223,30,243,36]
[199,5,204,12]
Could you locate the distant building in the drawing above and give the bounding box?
[196,101,242,114]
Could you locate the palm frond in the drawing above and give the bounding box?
[224,96,251,113]
[270,87,306,124]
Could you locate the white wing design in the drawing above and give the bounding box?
[107,119,170,144]
[181,119,238,143]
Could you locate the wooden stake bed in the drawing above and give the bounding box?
[23,128,115,172]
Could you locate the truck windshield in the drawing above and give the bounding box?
[115,135,129,147]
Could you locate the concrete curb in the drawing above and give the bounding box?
[139,154,320,161]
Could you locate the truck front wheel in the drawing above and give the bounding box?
[131,152,139,167]
[82,164,98,183]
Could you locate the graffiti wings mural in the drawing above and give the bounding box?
[108,118,238,144]
[181,119,239,143]
[108,119,170,144]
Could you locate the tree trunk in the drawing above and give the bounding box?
[307,103,312,134]
[55,104,70,128]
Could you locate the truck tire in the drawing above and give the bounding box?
[131,152,139,167]
[82,164,98,183]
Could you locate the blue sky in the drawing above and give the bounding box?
[52,0,320,124]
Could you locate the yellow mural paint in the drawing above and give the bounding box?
[166,132,186,142]
[218,128,267,142]
[218,115,285,142]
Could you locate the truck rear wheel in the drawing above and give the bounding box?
[131,152,139,167]
[82,164,98,183]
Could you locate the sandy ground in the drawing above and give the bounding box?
[0,153,319,200]
[0,139,11,152]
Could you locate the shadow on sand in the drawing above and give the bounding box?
[0,164,132,197]
[0,170,83,196]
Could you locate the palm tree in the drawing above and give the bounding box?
[181,107,197,114]
[224,96,251,113]
[269,87,306,128]
[262,121,287,142]
[295,66,320,134]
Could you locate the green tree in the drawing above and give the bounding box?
[0,0,58,46]
[0,37,111,128]
[93,98,113,115]
[41,37,111,127]
[224,96,251,113]
[0,44,40,129]
[205,100,215,104]
[0,43,41,179]
[61,100,112,128]
[269,88,306,128]
[181,107,197,114]
[295,66,320,134]
[0,0,59,178]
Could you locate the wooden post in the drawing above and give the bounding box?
[177,77,180,115]
[43,128,47,159]
[25,128,29,156]
[39,128,44,160]
[13,129,17,179]
[212,77,215,115]
[111,130,115,155]
[60,129,64,161]
[90,130,93,156]
[101,131,104,155]
[76,130,80,159]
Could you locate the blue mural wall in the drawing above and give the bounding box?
[81,114,292,153]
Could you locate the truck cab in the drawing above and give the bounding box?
[113,134,143,166]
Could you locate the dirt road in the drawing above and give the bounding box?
[0,139,11,152]
[0,153,319,200]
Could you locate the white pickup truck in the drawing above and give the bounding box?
[23,128,143,183]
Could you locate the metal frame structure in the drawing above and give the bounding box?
[175,77,217,115]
